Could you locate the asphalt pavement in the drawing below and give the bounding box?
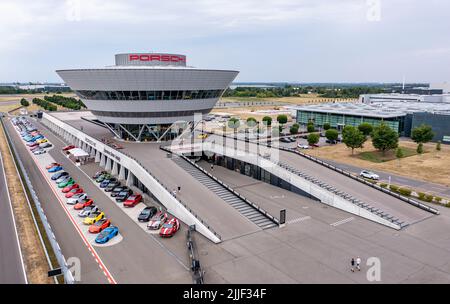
[0,151,27,284]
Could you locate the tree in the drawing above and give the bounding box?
[307,122,315,133]
[277,114,288,126]
[411,124,434,154]
[358,123,373,136]
[20,98,30,107]
[342,126,367,155]
[325,129,339,142]
[228,117,240,132]
[323,123,331,130]
[246,117,257,128]
[262,116,272,126]
[289,125,298,134]
[307,133,320,146]
[396,147,404,166]
[371,123,399,155]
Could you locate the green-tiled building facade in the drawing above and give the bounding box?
[296,111,405,134]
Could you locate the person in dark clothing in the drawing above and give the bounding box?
[351,258,355,272]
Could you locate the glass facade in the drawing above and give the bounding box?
[76,89,224,101]
[296,110,405,134]
[91,108,210,118]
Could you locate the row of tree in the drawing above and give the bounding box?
[222,85,387,99]
[43,95,85,110]
[32,98,57,111]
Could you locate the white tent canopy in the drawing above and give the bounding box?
[68,148,89,158]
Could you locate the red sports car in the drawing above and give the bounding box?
[88,218,111,233]
[46,162,61,170]
[74,199,94,210]
[65,188,84,198]
[123,194,142,208]
[62,145,75,151]
[159,217,180,238]
[62,183,80,193]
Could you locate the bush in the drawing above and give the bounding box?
[323,123,331,130]
[434,196,442,203]
[417,142,424,154]
[20,98,30,107]
[425,194,434,202]
[389,185,399,192]
[398,188,412,196]
[436,141,441,151]
[307,123,315,133]
[418,192,426,200]
[380,183,388,188]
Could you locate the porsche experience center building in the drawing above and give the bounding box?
[56,53,239,141]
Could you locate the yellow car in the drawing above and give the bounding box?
[37,138,48,144]
[197,133,208,139]
[83,211,105,225]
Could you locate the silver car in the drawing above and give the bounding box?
[78,205,99,218]
[33,149,46,155]
[56,175,71,184]
[360,170,380,180]
[67,193,88,205]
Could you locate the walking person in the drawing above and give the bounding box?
[177,186,181,193]
[210,163,214,171]
[350,258,355,272]
[356,256,361,271]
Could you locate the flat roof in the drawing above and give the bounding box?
[294,101,450,118]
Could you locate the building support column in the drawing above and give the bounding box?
[112,161,119,176]
[118,165,126,180]
[126,171,134,187]
[100,154,106,168]
[105,157,112,171]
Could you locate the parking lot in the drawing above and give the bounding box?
[8,117,192,283]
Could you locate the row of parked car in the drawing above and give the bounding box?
[46,162,120,244]
[13,117,52,155]
[93,170,180,238]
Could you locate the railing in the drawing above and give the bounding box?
[278,146,440,216]
[41,117,222,241]
[1,117,75,284]
[186,225,204,284]
[206,129,439,217]
[167,148,279,225]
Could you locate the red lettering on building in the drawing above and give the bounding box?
[128,54,186,63]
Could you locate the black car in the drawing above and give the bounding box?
[115,189,133,202]
[279,137,291,143]
[110,186,128,197]
[105,181,121,192]
[138,206,158,222]
[51,171,68,180]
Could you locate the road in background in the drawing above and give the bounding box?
[0,152,27,284]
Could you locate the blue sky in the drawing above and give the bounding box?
[1,0,449,83]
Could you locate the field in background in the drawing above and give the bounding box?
[0,93,76,114]
[221,94,356,105]
[304,139,450,186]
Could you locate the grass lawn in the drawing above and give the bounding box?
[358,147,418,163]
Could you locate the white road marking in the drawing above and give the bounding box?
[287,216,311,225]
[330,217,354,227]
